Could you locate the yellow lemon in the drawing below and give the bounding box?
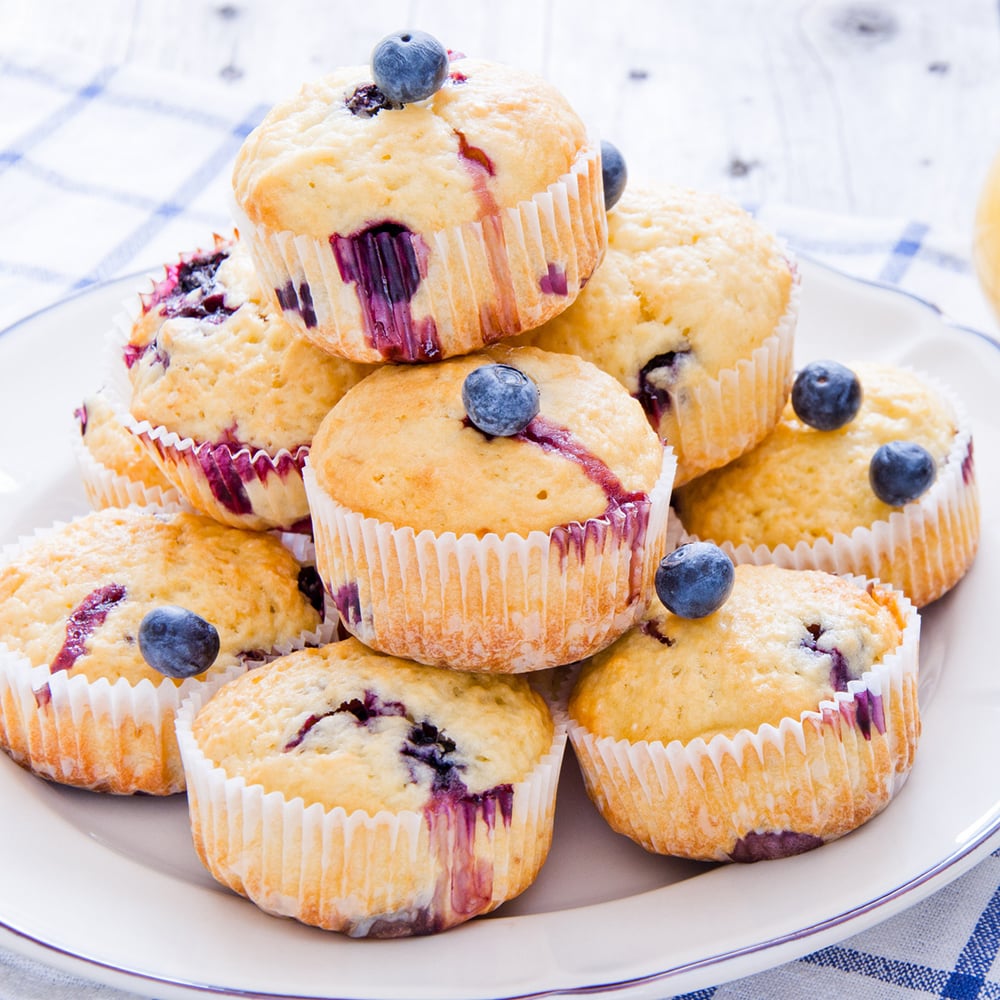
[974,151,1000,322]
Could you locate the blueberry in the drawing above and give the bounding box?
[601,140,627,211]
[138,606,220,679]
[869,440,936,506]
[654,541,735,619]
[791,360,862,431]
[462,363,539,437]
[371,30,449,106]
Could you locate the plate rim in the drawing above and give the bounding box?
[0,259,998,1000]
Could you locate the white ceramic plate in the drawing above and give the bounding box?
[0,260,998,1000]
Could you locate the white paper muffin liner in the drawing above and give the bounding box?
[304,447,677,673]
[231,141,607,364]
[176,690,568,936]
[568,577,920,862]
[669,259,800,487]
[0,519,336,794]
[102,302,314,533]
[684,375,980,608]
[71,425,190,514]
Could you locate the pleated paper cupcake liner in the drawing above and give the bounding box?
[568,578,920,862]
[103,304,313,533]
[71,427,190,514]
[686,379,980,608]
[231,141,607,364]
[668,259,800,487]
[304,448,677,673]
[176,691,568,936]
[0,519,337,795]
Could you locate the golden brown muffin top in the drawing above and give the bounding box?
[569,564,907,743]
[309,344,666,536]
[0,508,322,686]
[233,58,590,238]
[192,637,554,813]
[673,362,958,546]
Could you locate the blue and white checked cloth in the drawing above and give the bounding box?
[1,44,999,1000]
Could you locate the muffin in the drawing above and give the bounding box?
[304,344,675,673]
[516,185,798,485]
[673,361,980,607]
[73,389,187,512]
[176,637,566,937]
[0,507,327,794]
[105,235,374,531]
[231,49,605,363]
[568,564,920,862]
[975,148,1000,323]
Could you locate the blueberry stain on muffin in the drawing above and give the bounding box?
[539,263,568,296]
[331,221,441,361]
[274,280,317,328]
[402,720,464,792]
[331,581,362,630]
[283,689,408,750]
[188,439,306,517]
[520,417,646,512]
[801,622,852,691]
[962,440,976,485]
[344,83,399,118]
[296,566,326,619]
[51,583,128,673]
[635,349,692,426]
[728,830,825,863]
[144,247,236,325]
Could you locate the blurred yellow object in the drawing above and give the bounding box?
[974,150,1000,322]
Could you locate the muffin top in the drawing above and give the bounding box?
[309,344,666,536]
[192,637,554,813]
[0,507,323,686]
[569,564,907,743]
[76,389,175,492]
[122,237,373,453]
[232,57,590,239]
[518,185,794,438]
[673,362,959,546]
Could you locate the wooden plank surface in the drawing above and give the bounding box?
[1,0,999,236]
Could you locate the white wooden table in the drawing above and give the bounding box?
[3,0,999,237]
[1,2,999,999]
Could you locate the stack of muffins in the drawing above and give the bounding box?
[0,30,982,937]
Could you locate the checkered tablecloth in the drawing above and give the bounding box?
[1,44,999,1000]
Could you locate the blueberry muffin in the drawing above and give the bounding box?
[106,235,374,531]
[517,185,798,485]
[304,344,675,672]
[231,44,605,363]
[176,637,566,936]
[673,361,980,607]
[0,507,326,794]
[73,389,186,511]
[568,564,920,862]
